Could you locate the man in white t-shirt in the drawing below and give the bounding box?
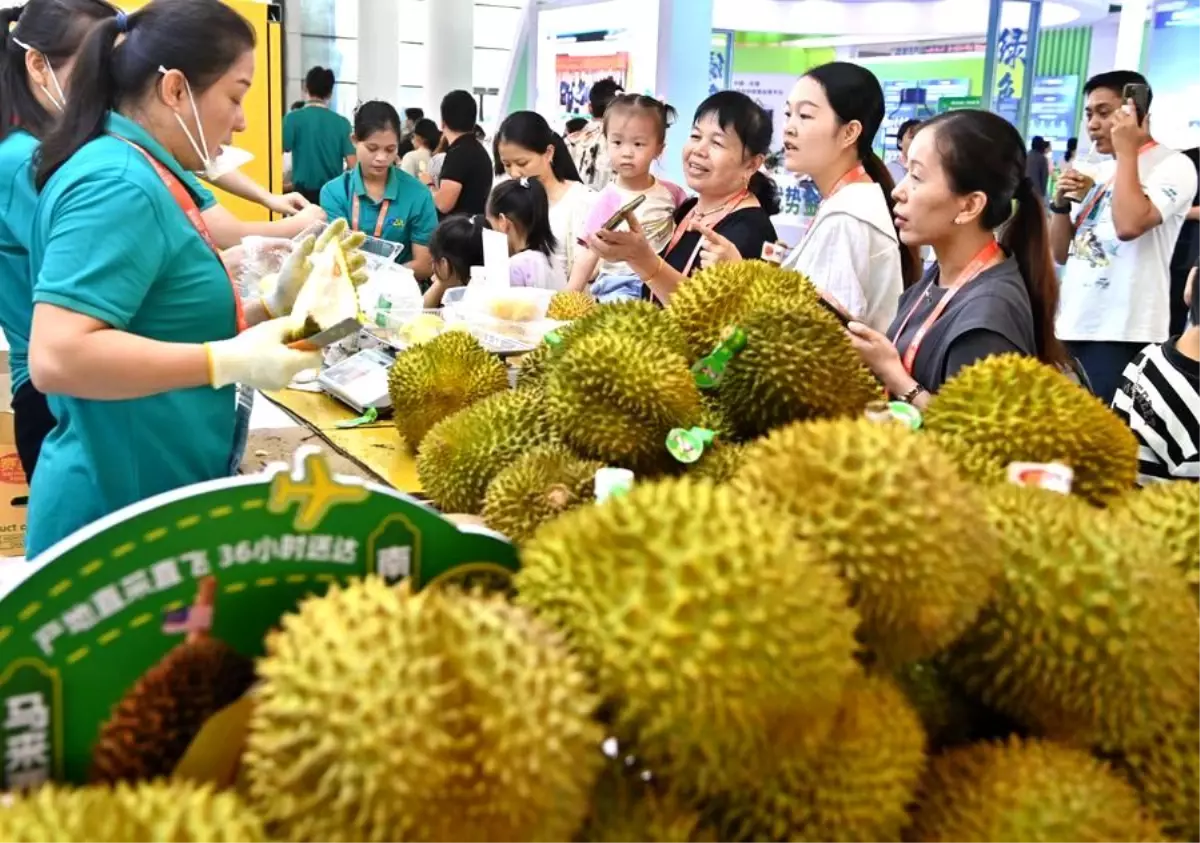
[1051,71,1198,404]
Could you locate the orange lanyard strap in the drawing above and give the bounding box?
[824,163,872,199]
[665,188,750,278]
[891,240,1004,377]
[351,192,390,238]
[1075,140,1158,224]
[114,136,248,334]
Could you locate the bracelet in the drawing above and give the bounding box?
[899,383,927,404]
[644,256,666,284]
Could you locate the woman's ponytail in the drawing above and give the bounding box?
[36,13,121,188]
[0,6,31,141]
[859,144,922,289]
[749,171,780,216]
[550,132,582,182]
[1001,174,1068,368]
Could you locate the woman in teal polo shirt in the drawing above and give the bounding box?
[0,0,118,482]
[320,100,438,279]
[25,0,321,559]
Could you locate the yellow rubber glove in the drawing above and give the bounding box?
[205,318,322,390]
[260,235,315,318]
[317,218,370,287]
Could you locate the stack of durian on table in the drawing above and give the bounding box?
[2,262,1197,843]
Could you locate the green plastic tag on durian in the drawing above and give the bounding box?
[863,399,922,430]
[544,330,563,347]
[691,325,747,389]
[335,406,379,429]
[666,427,716,464]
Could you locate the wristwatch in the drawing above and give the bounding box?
[899,383,928,404]
[1049,200,1073,215]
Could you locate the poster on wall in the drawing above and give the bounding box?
[731,73,793,152]
[710,31,733,96]
[1029,76,1080,152]
[1146,0,1200,148]
[555,53,630,117]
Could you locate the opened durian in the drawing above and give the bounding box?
[924,354,1138,505]
[732,418,1002,666]
[547,290,599,321]
[907,737,1163,842]
[0,780,265,842]
[417,386,559,513]
[716,304,881,440]
[387,331,508,451]
[717,672,926,843]
[946,485,1199,752]
[516,477,861,796]
[244,578,602,842]
[482,445,603,542]
[545,331,705,473]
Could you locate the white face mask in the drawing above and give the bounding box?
[12,39,66,111]
[158,65,251,181]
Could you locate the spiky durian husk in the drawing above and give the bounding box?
[687,442,745,483]
[716,673,926,843]
[1116,713,1200,842]
[1108,480,1200,600]
[668,261,818,359]
[416,387,559,513]
[482,445,603,542]
[0,781,265,842]
[516,477,861,797]
[907,737,1163,842]
[893,661,1000,752]
[547,290,599,321]
[244,579,602,842]
[578,761,716,843]
[89,637,256,784]
[387,330,508,451]
[716,304,881,440]
[946,485,1199,752]
[732,418,1002,667]
[545,332,705,474]
[924,354,1138,505]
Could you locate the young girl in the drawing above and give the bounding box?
[494,110,592,285]
[486,177,560,289]
[423,214,488,308]
[567,94,687,302]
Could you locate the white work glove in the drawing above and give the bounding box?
[260,234,315,318]
[317,218,370,288]
[206,318,322,390]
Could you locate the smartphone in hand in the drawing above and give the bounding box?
[1123,83,1151,125]
[601,194,647,231]
[817,296,852,328]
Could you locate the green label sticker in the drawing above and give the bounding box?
[543,331,562,347]
[0,448,518,786]
[886,401,923,431]
[691,326,747,389]
[666,427,716,464]
[334,406,379,429]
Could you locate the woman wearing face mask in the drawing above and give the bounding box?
[494,111,593,285]
[774,63,917,331]
[25,0,322,558]
[585,90,779,305]
[847,110,1067,408]
[0,0,118,483]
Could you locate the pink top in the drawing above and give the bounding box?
[582,177,688,277]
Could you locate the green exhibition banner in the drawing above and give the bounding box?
[937,95,984,113]
[0,447,519,787]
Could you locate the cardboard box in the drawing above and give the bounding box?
[0,329,28,557]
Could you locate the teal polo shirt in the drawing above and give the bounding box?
[284,104,354,191]
[26,112,239,559]
[0,128,40,396]
[320,165,437,264]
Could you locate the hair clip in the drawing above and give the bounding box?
[519,176,530,188]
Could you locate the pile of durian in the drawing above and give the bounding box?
[3,263,1197,843]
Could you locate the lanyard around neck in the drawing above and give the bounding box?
[1075,140,1159,224]
[665,188,751,277]
[351,181,390,239]
[824,163,872,200]
[891,239,1004,377]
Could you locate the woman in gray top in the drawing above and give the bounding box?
[847,109,1068,407]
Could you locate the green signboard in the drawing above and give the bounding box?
[937,95,984,114]
[0,447,518,786]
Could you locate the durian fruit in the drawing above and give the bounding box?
[732,418,1002,667]
[1117,712,1200,842]
[387,331,508,451]
[924,354,1138,505]
[417,386,559,513]
[516,477,861,796]
[545,331,705,473]
[482,444,603,542]
[514,337,560,390]
[547,290,599,321]
[717,304,881,440]
[0,780,265,842]
[946,485,1199,752]
[718,672,926,843]
[244,579,602,842]
[668,261,817,358]
[579,760,716,843]
[1109,480,1200,599]
[687,442,744,483]
[893,661,1003,752]
[907,737,1163,842]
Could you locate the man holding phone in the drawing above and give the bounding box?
[1050,71,1198,404]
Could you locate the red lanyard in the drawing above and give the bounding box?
[824,163,872,199]
[1075,140,1158,224]
[891,240,1004,376]
[115,137,247,333]
[351,192,390,238]
[665,188,750,277]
